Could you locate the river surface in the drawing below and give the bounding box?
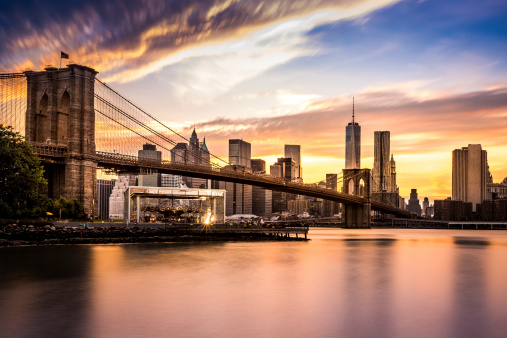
[1,228,507,338]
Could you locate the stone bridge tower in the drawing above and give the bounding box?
[24,65,98,217]
[342,168,371,228]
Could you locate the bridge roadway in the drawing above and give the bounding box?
[27,142,410,217]
[95,151,411,217]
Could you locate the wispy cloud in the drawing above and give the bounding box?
[1,0,399,80]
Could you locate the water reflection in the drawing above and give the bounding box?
[0,246,93,337]
[452,242,487,338]
[0,229,507,337]
[342,238,396,337]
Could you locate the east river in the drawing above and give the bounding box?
[1,228,507,338]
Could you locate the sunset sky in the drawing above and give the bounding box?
[1,0,507,202]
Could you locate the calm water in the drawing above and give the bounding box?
[1,228,507,338]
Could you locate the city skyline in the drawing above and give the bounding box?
[1,0,507,202]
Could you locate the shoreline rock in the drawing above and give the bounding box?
[0,224,308,247]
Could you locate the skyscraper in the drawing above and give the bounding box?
[251,159,266,174]
[345,98,360,169]
[390,154,397,192]
[229,139,251,167]
[373,131,391,192]
[169,128,211,188]
[96,179,115,220]
[407,189,422,216]
[284,145,302,179]
[219,139,253,215]
[452,144,488,211]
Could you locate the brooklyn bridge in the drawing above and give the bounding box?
[0,64,411,227]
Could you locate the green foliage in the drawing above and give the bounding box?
[0,125,49,218]
[49,197,86,220]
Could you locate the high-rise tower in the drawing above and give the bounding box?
[452,144,488,211]
[284,145,302,179]
[373,131,391,192]
[390,154,397,192]
[345,98,361,169]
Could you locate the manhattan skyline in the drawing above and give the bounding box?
[1,0,507,202]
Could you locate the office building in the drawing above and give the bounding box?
[138,143,161,160]
[109,175,137,219]
[170,128,211,188]
[275,157,296,182]
[251,159,266,174]
[218,171,253,215]
[270,164,282,178]
[161,174,183,188]
[252,185,272,217]
[345,98,361,169]
[229,139,251,167]
[322,174,340,217]
[422,197,430,216]
[96,179,116,220]
[407,189,422,216]
[373,131,391,192]
[452,144,488,211]
[284,145,302,179]
[218,139,253,215]
[434,198,473,221]
[390,154,397,192]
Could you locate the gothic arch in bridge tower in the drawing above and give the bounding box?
[56,90,70,145]
[36,93,48,143]
[342,168,372,228]
[24,65,99,217]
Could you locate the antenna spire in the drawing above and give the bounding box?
[352,96,355,124]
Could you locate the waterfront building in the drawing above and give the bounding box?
[488,177,507,199]
[252,185,272,217]
[345,98,361,169]
[284,145,302,179]
[161,174,183,188]
[477,199,507,221]
[109,175,137,219]
[137,173,183,188]
[407,189,422,216]
[373,131,391,192]
[288,196,322,217]
[218,171,252,215]
[434,198,473,221]
[96,179,116,220]
[452,144,488,211]
[124,187,225,224]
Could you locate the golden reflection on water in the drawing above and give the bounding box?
[1,229,507,337]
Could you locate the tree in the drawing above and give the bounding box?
[0,125,48,218]
[50,197,86,220]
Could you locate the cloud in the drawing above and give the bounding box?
[187,87,507,200]
[0,0,399,81]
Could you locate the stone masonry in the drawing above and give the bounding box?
[24,65,98,216]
